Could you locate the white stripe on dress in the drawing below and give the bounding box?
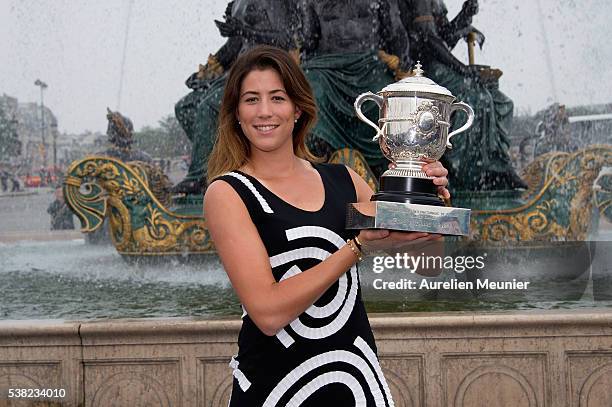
[354,336,395,407]
[229,355,252,392]
[225,172,274,213]
[262,345,387,407]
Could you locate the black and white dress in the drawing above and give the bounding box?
[214,163,394,406]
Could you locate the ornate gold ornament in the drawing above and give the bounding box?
[64,156,213,257]
[471,145,612,242]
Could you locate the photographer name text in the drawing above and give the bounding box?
[370,253,530,291]
[372,278,530,290]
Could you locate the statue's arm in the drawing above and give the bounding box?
[426,27,476,76]
[398,1,472,76]
[240,25,294,49]
[216,36,243,69]
[380,0,411,70]
[440,0,482,49]
[423,31,471,75]
[296,0,320,54]
[215,17,292,49]
[452,25,485,49]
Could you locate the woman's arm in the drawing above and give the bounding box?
[205,180,388,336]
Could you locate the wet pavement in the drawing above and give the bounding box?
[0,187,80,240]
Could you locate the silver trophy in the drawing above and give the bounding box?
[346,62,475,236]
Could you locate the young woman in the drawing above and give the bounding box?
[204,45,449,406]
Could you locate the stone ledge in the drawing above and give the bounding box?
[0,309,611,406]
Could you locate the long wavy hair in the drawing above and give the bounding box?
[207,45,319,183]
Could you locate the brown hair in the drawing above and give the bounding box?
[207,45,319,183]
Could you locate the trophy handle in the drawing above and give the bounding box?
[354,92,384,141]
[447,102,475,148]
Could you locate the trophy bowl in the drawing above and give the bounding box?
[347,62,474,235]
[355,62,474,189]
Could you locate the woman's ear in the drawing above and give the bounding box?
[294,108,302,121]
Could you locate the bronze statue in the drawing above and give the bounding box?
[297,0,410,174]
[174,0,524,193]
[398,0,526,190]
[103,108,152,163]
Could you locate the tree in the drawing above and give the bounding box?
[0,103,21,161]
[133,115,191,158]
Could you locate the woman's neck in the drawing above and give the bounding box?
[243,150,308,181]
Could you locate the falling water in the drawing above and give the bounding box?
[116,0,135,111]
[534,0,559,102]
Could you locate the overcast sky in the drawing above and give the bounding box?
[1,0,611,134]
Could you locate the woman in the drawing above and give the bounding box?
[204,45,449,406]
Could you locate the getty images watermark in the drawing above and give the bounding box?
[370,252,531,290]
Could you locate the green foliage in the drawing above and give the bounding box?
[133,115,191,158]
[0,103,21,161]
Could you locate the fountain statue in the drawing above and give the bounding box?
[79,109,173,245]
[397,0,526,191]
[62,1,612,258]
[102,109,153,163]
[297,0,410,175]
[173,0,526,195]
[173,0,414,193]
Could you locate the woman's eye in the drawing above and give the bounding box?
[272,96,286,102]
[244,97,258,103]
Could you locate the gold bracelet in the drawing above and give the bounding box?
[354,236,363,252]
[346,239,363,262]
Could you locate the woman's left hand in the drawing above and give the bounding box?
[422,161,450,199]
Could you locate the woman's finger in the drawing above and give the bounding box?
[423,164,448,177]
[432,176,449,186]
[359,229,390,241]
[388,231,429,241]
[437,186,451,199]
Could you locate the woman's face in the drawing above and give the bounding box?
[236,68,301,155]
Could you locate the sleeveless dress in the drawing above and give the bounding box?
[214,163,394,407]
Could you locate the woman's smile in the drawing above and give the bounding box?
[253,124,280,133]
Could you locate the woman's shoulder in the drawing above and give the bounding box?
[204,177,240,208]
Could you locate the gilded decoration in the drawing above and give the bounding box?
[470,145,612,242]
[64,156,213,257]
[594,166,612,222]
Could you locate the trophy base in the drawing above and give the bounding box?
[372,175,444,206]
[346,201,471,236]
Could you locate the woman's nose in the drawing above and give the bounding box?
[256,99,272,117]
